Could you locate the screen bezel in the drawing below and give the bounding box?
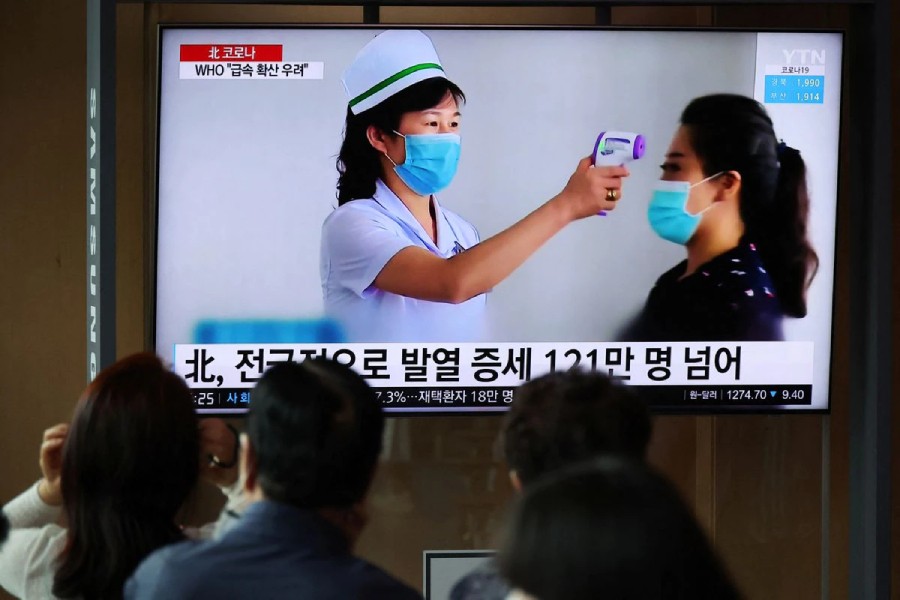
[150,23,846,416]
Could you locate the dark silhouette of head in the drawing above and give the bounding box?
[504,370,652,488]
[54,353,199,600]
[499,457,743,600]
[246,358,384,509]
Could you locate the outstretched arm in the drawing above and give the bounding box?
[374,159,629,303]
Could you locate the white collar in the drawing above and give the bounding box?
[372,179,458,256]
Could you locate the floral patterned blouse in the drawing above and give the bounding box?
[622,241,784,342]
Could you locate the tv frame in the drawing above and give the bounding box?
[150,22,845,416]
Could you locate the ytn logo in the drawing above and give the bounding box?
[782,49,826,65]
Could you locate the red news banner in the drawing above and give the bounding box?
[178,44,324,80]
[173,342,816,412]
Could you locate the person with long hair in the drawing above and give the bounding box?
[623,93,818,341]
[322,29,629,342]
[0,353,203,599]
[498,458,743,600]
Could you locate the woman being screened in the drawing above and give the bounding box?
[623,94,818,342]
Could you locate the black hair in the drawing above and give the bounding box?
[503,369,652,487]
[498,457,743,600]
[336,77,465,205]
[681,93,818,317]
[247,358,384,508]
[0,511,8,549]
[53,353,199,600]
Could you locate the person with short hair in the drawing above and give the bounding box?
[450,370,652,600]
[125,358,421,600]
[503,369,652,490]
[498,457,743,600]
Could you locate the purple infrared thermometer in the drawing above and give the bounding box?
[591,131,646,216]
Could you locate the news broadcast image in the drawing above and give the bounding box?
[155,28,841,414]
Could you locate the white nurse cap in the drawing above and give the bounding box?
[342,30,447,115]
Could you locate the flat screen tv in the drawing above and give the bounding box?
[154,26,842,414]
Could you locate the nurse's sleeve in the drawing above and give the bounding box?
[322,206,416,298]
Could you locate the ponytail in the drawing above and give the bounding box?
[747,144,818,317]
[681,94,818,318]
[336,107,382,205]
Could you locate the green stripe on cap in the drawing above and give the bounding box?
[349,62,444,109]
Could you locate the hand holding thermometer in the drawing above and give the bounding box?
[591,131,646,215]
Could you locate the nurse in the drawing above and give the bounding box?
[321,30,629,342]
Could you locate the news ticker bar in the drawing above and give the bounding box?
[174,341,815,389]
[192,385,813,413]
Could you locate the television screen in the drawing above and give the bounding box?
[155,26,842,413]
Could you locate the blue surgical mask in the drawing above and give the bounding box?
[386,132,461,196]
[647,173,723,245]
